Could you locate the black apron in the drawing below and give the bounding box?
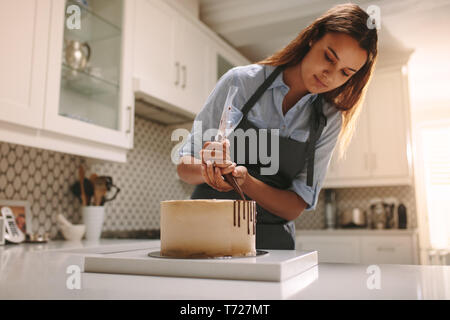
[190,65,327,249]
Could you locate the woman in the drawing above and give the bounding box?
[177,3,378,249]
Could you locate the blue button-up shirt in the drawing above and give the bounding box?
[179,64,342,211]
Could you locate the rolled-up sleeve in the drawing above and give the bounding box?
[178,68,240,159]
[288,105,342,211]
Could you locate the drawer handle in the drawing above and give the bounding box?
[376,246,395,252]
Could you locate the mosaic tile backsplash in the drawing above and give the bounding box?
[0,115,417,238]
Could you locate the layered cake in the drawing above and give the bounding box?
[160,199,257,258]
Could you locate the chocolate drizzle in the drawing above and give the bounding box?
[232,200,256,235]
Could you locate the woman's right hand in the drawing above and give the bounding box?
[200,139,235,190]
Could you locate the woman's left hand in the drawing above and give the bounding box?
[201,161,249,192]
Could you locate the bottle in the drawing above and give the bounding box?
[324,189,337,229]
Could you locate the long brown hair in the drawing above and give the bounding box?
[256,3,378,158]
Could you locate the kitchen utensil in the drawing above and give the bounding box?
[397,203,407,229]
[324,189,337,229]
[214,86,245,201]
[57,214,86,241]
[89,174,98,206]
[95,180,107,206]
[78,165,87,206]
[384,197,399,229]
[70,178,94,205]
[368,198,387,229]
[64,39,91,71]
[91,176,121,205]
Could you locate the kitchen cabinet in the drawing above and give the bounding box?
[296,235,360,263]
[0,0,51,129]
[0,0,134,162]
[206,42,250,94]
[133,0,179,110]
[45,0,134,149]
[174,18,210,115]
[133,0,250,120]
[296,230,419,264]
[324,65,413,187]
[133,0,209,117]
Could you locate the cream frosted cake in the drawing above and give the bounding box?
[160,199,257,258]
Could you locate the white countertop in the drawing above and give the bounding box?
[1,239,448,300]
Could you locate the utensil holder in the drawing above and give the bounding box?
[82,206,105,241]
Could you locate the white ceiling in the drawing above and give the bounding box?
[198,0,450,63]
[198,0,450,110]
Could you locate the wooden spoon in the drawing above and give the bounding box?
[89,174,98,206]
[78,165,87,206]
[94,177,108,206]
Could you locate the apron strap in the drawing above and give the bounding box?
[306,98,327,187]
[240,65,286,117]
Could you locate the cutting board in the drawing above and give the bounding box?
[84,247,318,282]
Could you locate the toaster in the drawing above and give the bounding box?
[339,207,366,228]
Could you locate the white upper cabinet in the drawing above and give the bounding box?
[133,0,178,109]
[0,0,134,162]
[44,0,134,150]
[0,0,51,129]
[366,68,410,179]
[324,66,413,187]
[326,99,371,182]
[133,0,249,119]
[173,18,210,115]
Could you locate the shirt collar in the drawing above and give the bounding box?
[264,65,319,104]
[264,65,288,90]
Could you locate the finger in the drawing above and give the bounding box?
[232,165,247,178]
[201,163,213,187]
[220,162,236,175]
[222,139,231,161]
[206,161,216,186]
[214,167,233,192]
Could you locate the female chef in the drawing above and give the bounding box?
[176,3,378,249]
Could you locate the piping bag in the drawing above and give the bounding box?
[214,86,246,201]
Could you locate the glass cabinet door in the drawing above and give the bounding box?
[217,53,235,81]
[59,0,123,130]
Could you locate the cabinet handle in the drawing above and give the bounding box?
[181,65,186,89]
[174,62,180,86]
[126,106,132,134]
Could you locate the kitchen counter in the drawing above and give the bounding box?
[1,239,448,300]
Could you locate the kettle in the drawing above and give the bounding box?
[64,39,91,71]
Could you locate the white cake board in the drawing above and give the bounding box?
[84,247,318,282]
